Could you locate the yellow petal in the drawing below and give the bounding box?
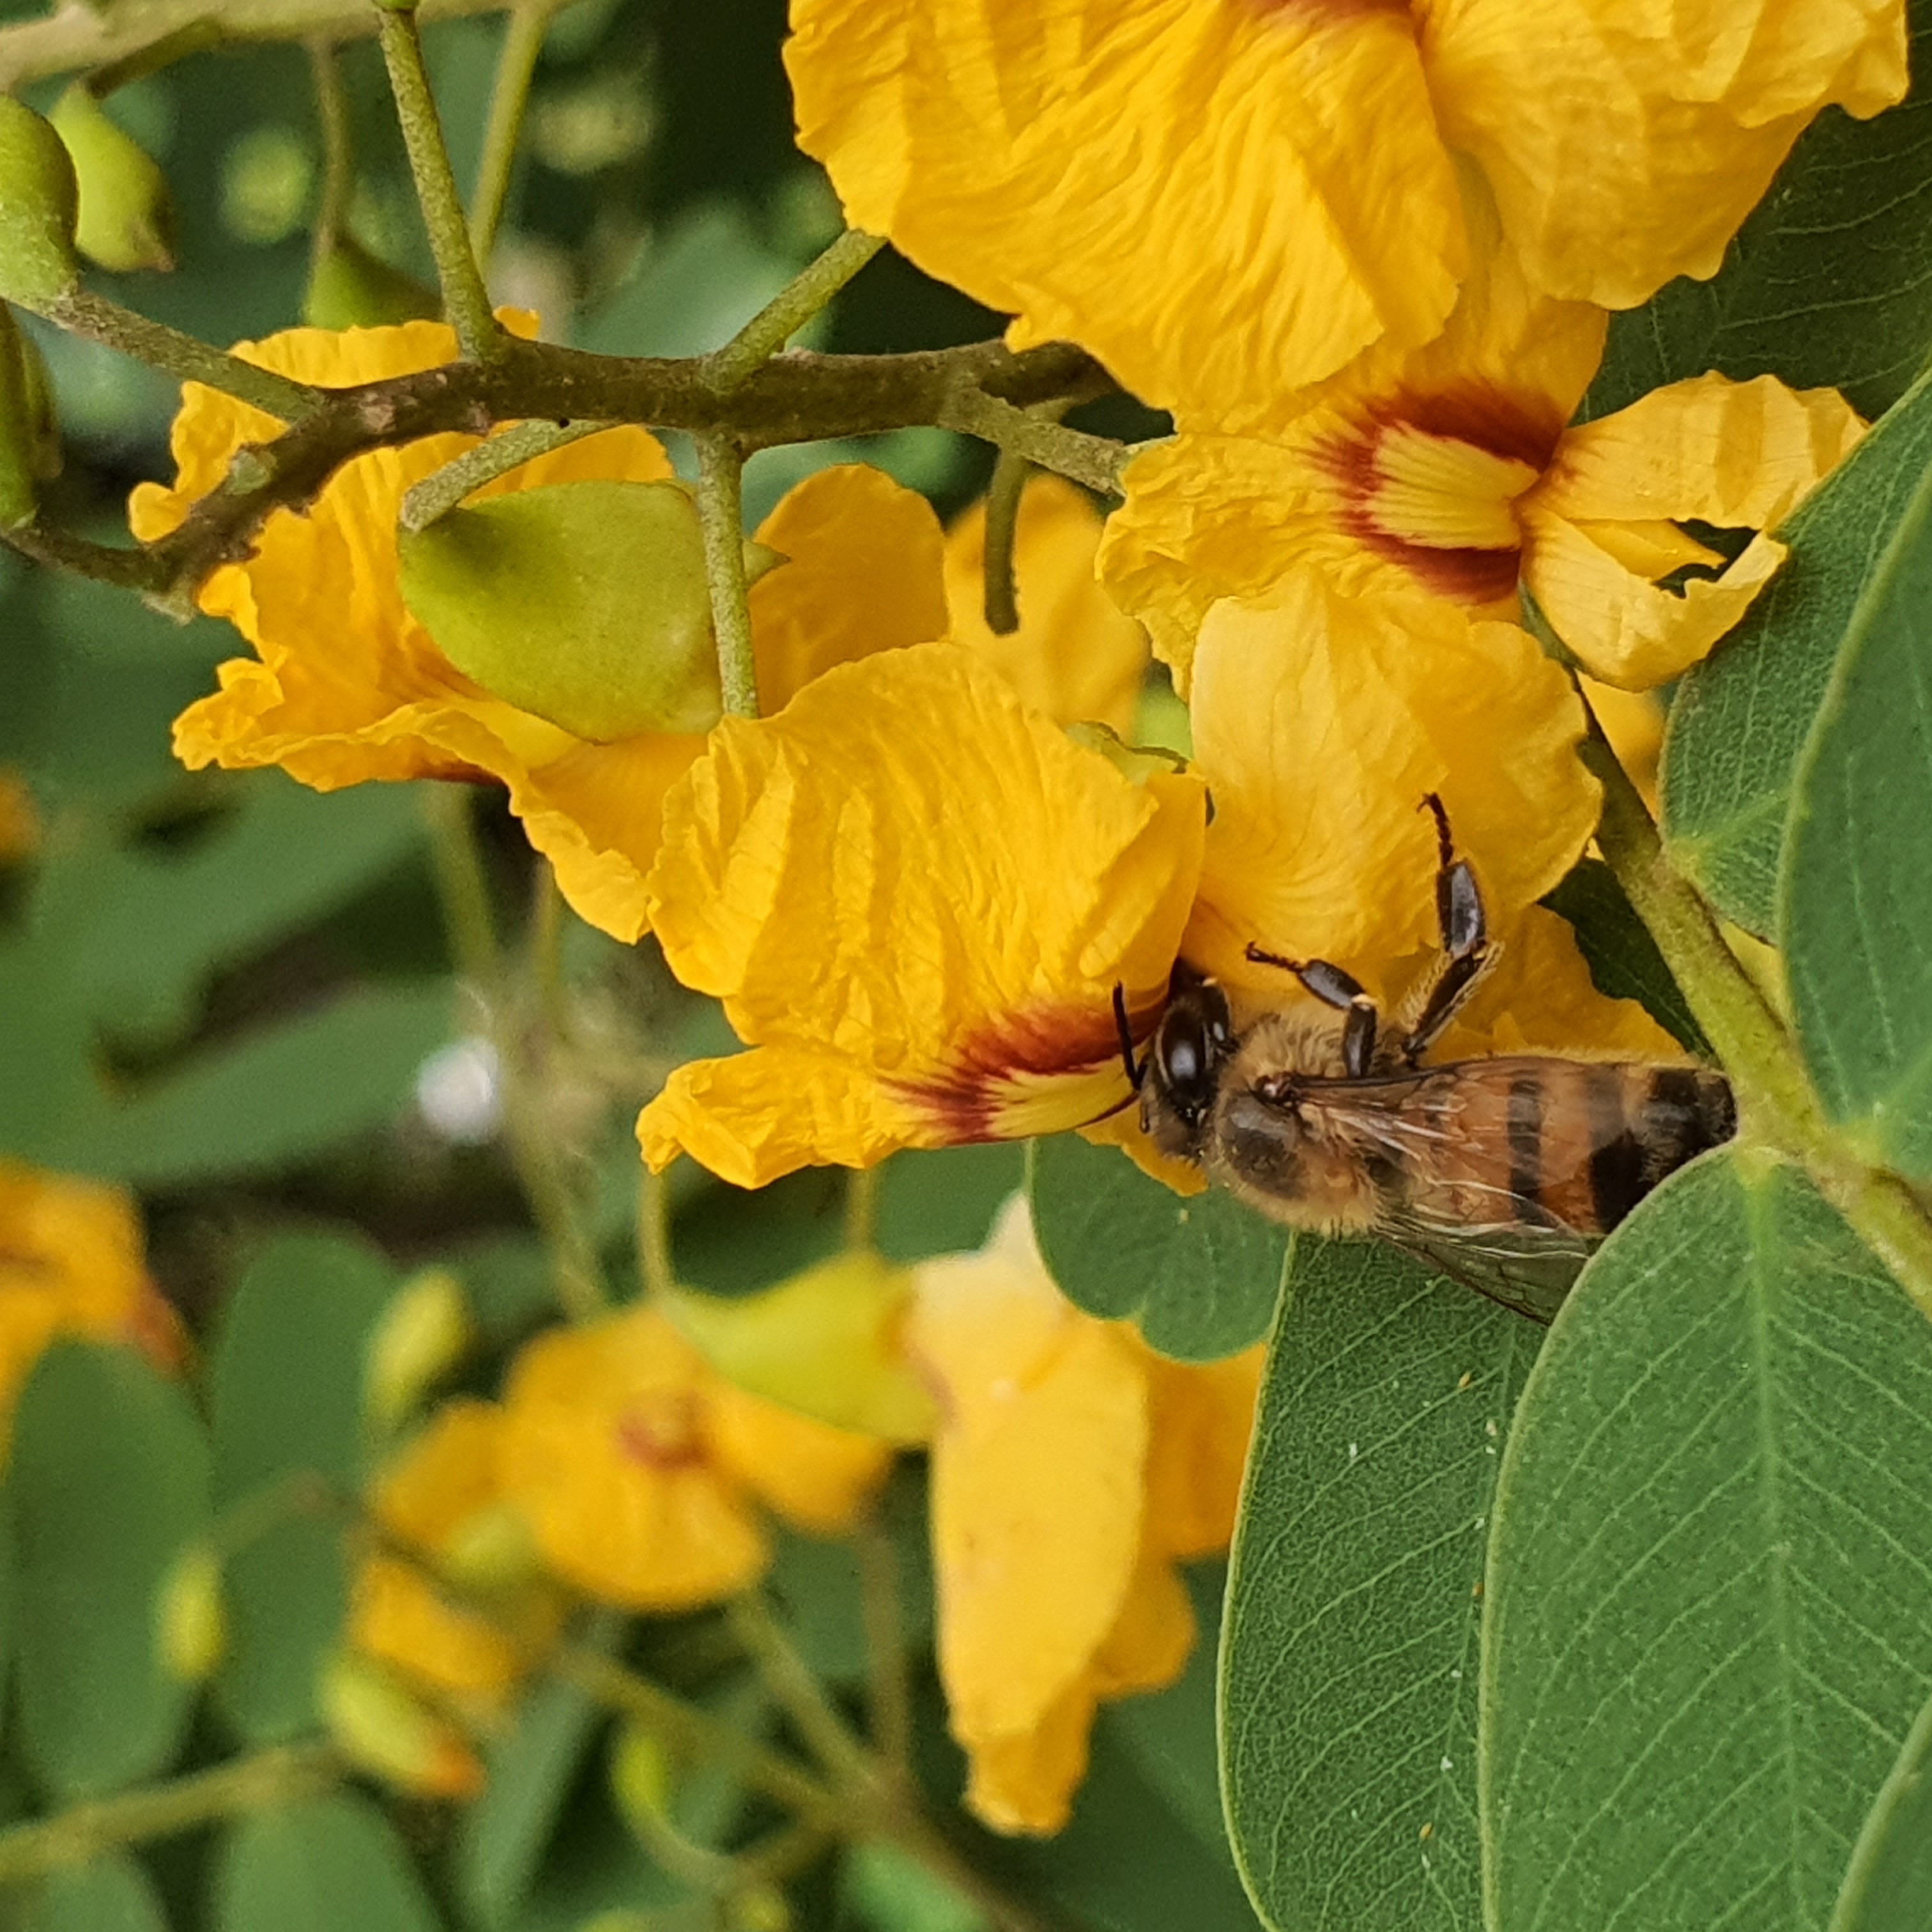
[498,1310,768,1610]
[1523,509,1788,689]
[1422,0,1906,308]
[961,1676,1103,1837]
[1138,1346,1264,1562]
[349,1554,526,1710]
[751,464,948,712]
[908,1214,1148,1742]
[638,644,1206,1186]
[707,1380,894,1535]
[1183,574,1598,999]
[787,0,1464,419]
[1537,374,1866,530]
[945,474,1149,735]
[1582,678,1666,811]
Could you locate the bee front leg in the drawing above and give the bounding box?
[1400,794,1495,1063]
[1245,944,1379,1078]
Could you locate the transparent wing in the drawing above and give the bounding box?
[1378,1209,1591,1326]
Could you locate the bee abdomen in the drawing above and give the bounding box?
[1557,1062,1735,1236]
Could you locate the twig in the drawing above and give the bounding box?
[703,227,884,396]
[695,433,757,717]
[981,447,1027,634]
[856,1520,912,1776]
[307,38,353,273]
[937,385,1123,494]
[399,416,608,530]
[467,0,555,264]
[376,2,502,362]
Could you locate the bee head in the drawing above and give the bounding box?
[1141,969,1234,1160]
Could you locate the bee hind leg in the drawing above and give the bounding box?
[1245,944,1379,1078]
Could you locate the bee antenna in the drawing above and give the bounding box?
[1112,983,1144,1091]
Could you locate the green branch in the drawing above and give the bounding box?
[703,227,885,395]
[467,0,556,264]
[981,447,1028,634]
[695,433,757,717]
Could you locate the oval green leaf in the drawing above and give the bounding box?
[1829,1679,1932,1932]
[1221,1238,1542,1931]
[1027,1134,1287,1361]
[208,1231,399,1743]
[1662,371,1932,937]
[11,1342,208,1798]
[1482,1153,1932,1932]
[212,1791,443,1932]
[17,1852,169,1932]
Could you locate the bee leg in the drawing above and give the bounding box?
[1400,795,1494,1063]
[1111,982,1143,1091]
[1246,944,1380,1078]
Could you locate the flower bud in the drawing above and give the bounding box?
[438,1498,546,1596]
[303,236,440,330]
[321,1652,484,1798]
[728,1886,792,1932]
[608,1717,676,1830]
[364,1266,471,1434]
[0,96,80,307]
[668,1249,936,1443]
[399,479,749,741]
[155,1542,226,1683]
[49,84,174,275]
[0,303,57,528]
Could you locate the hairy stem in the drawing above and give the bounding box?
[0,1744,339,1883]
[377,4,502,362]
[696,433,758,717]
[704,227,885,395]
[937,386,1123,494]
[981,446,1028,634]
[468,0,555,264]
[307,38,353,272]
[637,1163,675,1301]
[400,417,610,530]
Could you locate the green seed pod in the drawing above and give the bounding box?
[0,96,80,307]
[303,235,440,330]
[0,303,55,527]
[399,478,747,742]
[49,82,174,275]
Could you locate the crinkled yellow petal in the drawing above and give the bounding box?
[1422,0,1906,309]
[1100,211,1604,682]
[751,464,948,712]
[908,1220,1147,1741]
[1537,374,1866,530]
[787,0,1464,420]
[706,1378,894,1535]
[1183,574,1598,999]
[638,644,1207,1184]
[945,474,1148,735]
[1524,509,1788,690]
[498,1310,767,1611]
[1138,1346,1264,1562]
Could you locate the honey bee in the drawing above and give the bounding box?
[1117,798,1736,1323]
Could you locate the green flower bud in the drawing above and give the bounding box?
[364,1266,471,1433]
[304,235,440,330]
[0,96,80,307]
[155,1542,227,1683]
[0,303,57,527]
[49,82,174,275]
[399,479,751,742]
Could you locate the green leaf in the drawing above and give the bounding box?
[1482,1153,1932,1932]
[877,1142,1027,1262]
[208,1232,399,1743]
[1541,858,1708,1053]
[1830,1681,1932,1932]
[1663,371,1932,934]
[1027,1134,1287,1361]
[14,1853,169,1932]
[1782,438,1932,1181]
[211,1792,443,1932]
[10,1343,208,1798]
[844,1841,990,1932]
[1221,1241,1538,1932]
[43,981,452,1185]
[456,1620,615,1931]
[1583,0,1932,423]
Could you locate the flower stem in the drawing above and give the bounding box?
[376,3,502,362]
[422,785,608,1322]
[399,417,610,530]
[843,1163,882,1252]
[704,227,885,395]
[981,447,1028,634]
[857,1519,912,1775]
[307,38,353,271]
[0,1744,339,1883]
[637,1163,675,1301]
[1580,712,1932,1315]
[696,433,758,717]
[468,0,554,264]
[44,289,319,422]
[937,386,1123,494]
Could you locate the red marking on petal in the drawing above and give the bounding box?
[617,1395,705,1471]
[889,1001,1131,1142]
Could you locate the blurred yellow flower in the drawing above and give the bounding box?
[0,770,37,864]
[349,1399,562,1726]
[1101,221,1867,693]
[787,0,1905,425]
[497,1304,892,1610]
[0,1162,182,1435]
[135,319,948,942]
[907,1196,1261,1834]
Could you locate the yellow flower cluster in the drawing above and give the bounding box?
[143,0,1905,1836]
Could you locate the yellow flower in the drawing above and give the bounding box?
[638,581,1673,1190]
[496,1304,892,1611]
[0,1162,182,1433]
[1100,217,1867,693]
[786,0,1905,424]
[135,319,948,942]
[638,642,1208,1188]
[945,473,1148,739]
[348,1399,561,1725]
[907,1196,1261,1834]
